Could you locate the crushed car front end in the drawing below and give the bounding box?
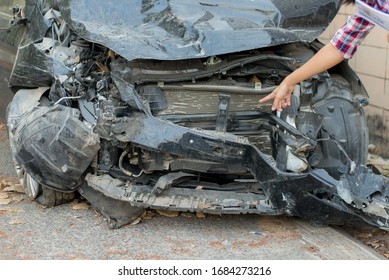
[5,0,389,229]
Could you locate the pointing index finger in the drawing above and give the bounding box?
[259,92,276,103]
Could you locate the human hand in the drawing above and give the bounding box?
[258,80,295,112]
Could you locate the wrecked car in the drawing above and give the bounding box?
[4,0,389,229]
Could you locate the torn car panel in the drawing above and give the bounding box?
[8,0,342,87]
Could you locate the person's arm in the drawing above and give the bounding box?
[259,14,374,112]
[259,43,344,112]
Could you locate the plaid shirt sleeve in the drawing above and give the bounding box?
[330,15,375,59]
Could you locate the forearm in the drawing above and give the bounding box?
[285,43,344,85]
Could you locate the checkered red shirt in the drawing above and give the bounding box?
[330,0,389,59]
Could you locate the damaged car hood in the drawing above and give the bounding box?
[55,0,341,61]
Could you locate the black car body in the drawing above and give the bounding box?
[4,0,389,229]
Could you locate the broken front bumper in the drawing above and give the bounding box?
[7,80,389,230]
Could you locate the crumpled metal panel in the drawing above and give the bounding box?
[57,0,341,61]
[8,0,341,87]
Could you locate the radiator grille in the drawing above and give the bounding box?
[157,89,271,115]
[146,86,274,154]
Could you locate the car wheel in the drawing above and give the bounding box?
[16,164,40,199]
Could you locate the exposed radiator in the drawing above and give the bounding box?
[141,84,274,154]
